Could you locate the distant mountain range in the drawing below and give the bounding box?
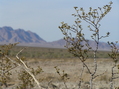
[0,26,114,50]
[0,26,45,43]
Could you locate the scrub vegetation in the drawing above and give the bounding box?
[0,1,119,89]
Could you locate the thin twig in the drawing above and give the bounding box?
[93,70,107,79]
[78,64,85,89]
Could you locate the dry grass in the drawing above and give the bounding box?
[7,58,119,88]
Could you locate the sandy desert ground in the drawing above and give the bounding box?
[2,58,119,89]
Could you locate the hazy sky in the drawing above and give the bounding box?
[0,0,119,42]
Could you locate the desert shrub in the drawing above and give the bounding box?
[0,1,118,89]
[16,66,43,89]
[0,43,18,88]
[59,1,119,89]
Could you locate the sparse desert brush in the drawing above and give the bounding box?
[0,43,18,87]
[59,1,119,89]
[0,1,118,89]
[16,66,43,89]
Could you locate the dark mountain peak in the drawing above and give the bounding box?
[27,30,32,32]
[15,28,24,31]
[0,26,46,43]
[0,26,13,31]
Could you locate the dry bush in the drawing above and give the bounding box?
[0,1,119,89]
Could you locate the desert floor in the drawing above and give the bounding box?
[3,58,119,89]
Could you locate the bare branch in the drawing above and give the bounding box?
[5,48,42,89]
[16,48,42,89]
